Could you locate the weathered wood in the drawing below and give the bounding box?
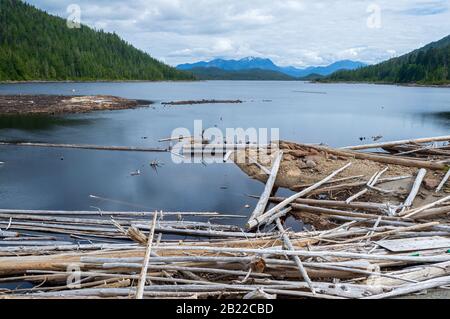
[135,212,158,299]
[0,142,167,153]
[376,237,450,253]
[246,162,352,230]
[342,135,450,151]
[156,245,450,263]
[436,170,450,192]
[269,196,387,211]
[276,218,315,294]
[346,189,368,204]
[364,275,450,299]
[402,195,450,219]
[366,261,450,287]
[248,151,284,223]
[295,143,447,170]
[403,169,427,210]
[0,209,237,218]
[0,230,18,238]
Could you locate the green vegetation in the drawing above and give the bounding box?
[188,67,297,80]
[324,35,450,85]
[0,0,193,81]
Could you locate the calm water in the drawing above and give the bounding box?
[0,81,449,217]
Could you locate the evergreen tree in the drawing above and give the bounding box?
[0,0,194,81]
[324,35,450,85]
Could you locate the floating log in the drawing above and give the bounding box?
[0,142,167,153]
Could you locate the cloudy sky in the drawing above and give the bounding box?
[25,0,450,67]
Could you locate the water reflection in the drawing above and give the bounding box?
[417,112,450,129]
[0,115,92,131]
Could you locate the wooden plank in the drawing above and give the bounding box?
[376,237,450,253]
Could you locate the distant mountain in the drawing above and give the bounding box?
[289,60,367,77]
[177,57,366,79]
[324,35,450,85]
[187,67,296,81]
[0,0,193,81]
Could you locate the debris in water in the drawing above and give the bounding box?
[150,160,164,173]
[130,170,141,176]
[372,135,383,141]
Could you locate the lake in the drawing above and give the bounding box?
[0,81,449,221]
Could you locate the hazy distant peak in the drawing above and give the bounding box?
[177,57,367,77]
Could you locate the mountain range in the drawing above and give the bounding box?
[177,57,367,79]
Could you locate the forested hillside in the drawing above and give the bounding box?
[325,35,450,85]
[0,0,193,81]
[188,67,297,80]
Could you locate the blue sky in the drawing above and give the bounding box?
[24,0,450,67]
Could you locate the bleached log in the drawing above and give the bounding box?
[269,196,386,211]
[403,169,427,210]
[401,195,450,219]
[0,141,167,152]
[0,230,18,238]
[436,170,450,192]
[135,212,158,299]
[0,209,238,218]
[346,189,368,204]
[248,151,284,223]
[296,143,447,170]
[364,275,450,299]
[0,241,73,246]
[366,261,450,286]
[342,135,450,151]
[155,245,450,263]
[276,218,315,294]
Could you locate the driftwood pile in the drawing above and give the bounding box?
[0,136,450,299]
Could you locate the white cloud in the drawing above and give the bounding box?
[25,0,450,66]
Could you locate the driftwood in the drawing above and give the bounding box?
[300,143,447,170]
[436,170,450,192]
[1,135,449,299]
[402,169,427,210]
[342,135,450,151]
[136,212,159,299]
[276,218,315,294]
[0,142,167,153]
[246,162,352,230]
[248,151,284,223]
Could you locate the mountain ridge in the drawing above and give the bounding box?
[177,57,367,78]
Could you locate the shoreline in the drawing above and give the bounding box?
[314,80,450,88]
[0,79,198,85]
[1,79,450,88]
